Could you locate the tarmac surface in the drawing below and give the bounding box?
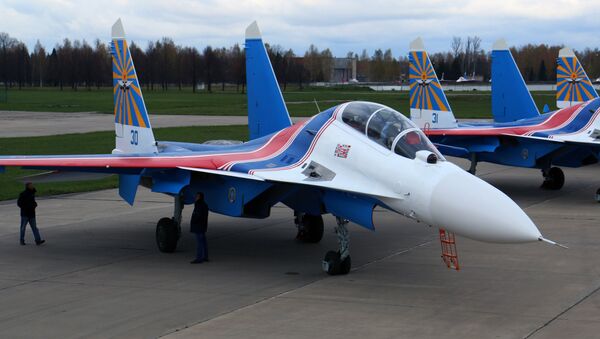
[1,159,600,338]
[0,111,250,137]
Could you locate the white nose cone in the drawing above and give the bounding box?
[430,170,542,243]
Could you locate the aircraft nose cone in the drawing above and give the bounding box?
[430,170,542,243]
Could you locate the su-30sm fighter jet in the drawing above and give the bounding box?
[0,20,555,275]
[409,38,600,196]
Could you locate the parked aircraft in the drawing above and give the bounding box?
[456,72,477,83]
[0,23,555,275]
[409,37,600,195]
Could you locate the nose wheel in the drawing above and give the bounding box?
[541,167,564,190]
[322,217,351,275]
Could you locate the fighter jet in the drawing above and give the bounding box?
[409,38,600,194]
[0,21,553,275]
[456,72,478,83]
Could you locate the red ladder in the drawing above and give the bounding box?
[439,229,460,270]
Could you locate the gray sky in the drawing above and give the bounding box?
[1,0,599,57]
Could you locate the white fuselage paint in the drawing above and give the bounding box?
[255,106,541,244]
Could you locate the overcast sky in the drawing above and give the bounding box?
[1,0,599,57]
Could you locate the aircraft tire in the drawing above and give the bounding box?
[301,215,324,243]
[156,217,179,253]
[323,251,351,275]
[541,167,565,190]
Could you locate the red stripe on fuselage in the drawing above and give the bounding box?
[425,104,581,137]
[0,123,306,169]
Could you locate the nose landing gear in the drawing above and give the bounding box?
[322,217,351,275]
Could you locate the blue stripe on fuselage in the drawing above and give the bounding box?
[532,99,600,137]
[230,107,336,173]
[456,113,550,129]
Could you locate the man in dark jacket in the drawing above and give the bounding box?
[190,192,209,264]
[17,183,45,246]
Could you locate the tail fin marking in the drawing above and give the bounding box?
[111,19,157,154]
[556,47,598,108]
[408,38,457,129]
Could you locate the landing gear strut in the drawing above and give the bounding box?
[322,217,351,275]
[156,195,184,253]
[295,212,324,243]
[468,153,478,175]
[541,167,564,190]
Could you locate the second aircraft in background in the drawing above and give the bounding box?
[409,37,600,195]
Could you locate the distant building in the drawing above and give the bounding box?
[330,57,357,83]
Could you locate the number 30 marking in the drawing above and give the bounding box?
[130,130,139,145]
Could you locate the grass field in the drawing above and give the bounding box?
[0,87,558,119]
[0,125,248,201]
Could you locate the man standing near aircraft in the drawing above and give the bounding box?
[190,193,209,264]
[17,183,45,246]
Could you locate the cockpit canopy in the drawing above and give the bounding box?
[340,102,444,160]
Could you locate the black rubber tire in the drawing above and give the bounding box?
[301,215,324,243]
[323,250,341,275]
[339,255,351,275]
[323,251,351,275]
[541,167,565,190]
[156,217,179,253]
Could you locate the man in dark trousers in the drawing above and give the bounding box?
[17,183,45,246]
[190,192,209,264]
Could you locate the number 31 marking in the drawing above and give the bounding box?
[130,130,139,145]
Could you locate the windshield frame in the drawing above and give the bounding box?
[339,101,445,160]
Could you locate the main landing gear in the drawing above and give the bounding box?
[541,167,565,190]
[156,195,184,253]
[468,153,478,175]
[322,217,351,275]
[295,212,324,243]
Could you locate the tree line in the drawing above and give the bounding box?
[1,32,600,91]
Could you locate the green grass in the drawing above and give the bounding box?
[0,125,248,201]
[0,87,559,118]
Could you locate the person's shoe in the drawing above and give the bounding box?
[190,259,204,264]
[35,240,45,246]
[20,241,26,246]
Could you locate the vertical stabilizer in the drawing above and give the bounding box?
[245,21,292,140]
[408,38,457,129]
[111,18,157,154]
[556,47,598,108]
[491,39,539,122]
